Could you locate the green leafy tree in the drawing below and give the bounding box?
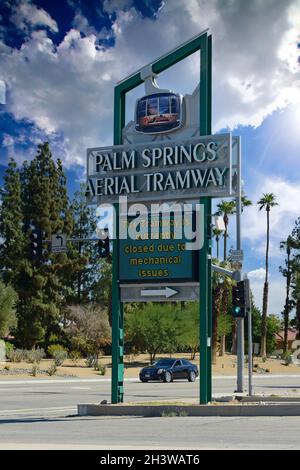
[246,297,281,355]
[89,259,112,322]
[126,303,181,364]
[241,195,252,212]
[0,144,74,348]
[279,236,296,353]
[257,193,279,357]
[64,186,98,304]
[178,302,199,359]
[292,272,300,340]
[0,281,17,338]
[0,159,25,285]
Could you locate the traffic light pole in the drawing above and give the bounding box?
[236,137,244,393]
[244,276,253,396]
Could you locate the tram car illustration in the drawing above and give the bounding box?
[135,92,183,134]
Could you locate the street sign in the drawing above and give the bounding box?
[228,249,243,262]
[86,133,232,204]
[120,283,199,302]
[118,211,200,282]
[51,234,67,253]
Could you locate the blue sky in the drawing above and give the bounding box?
[0,0,300,315]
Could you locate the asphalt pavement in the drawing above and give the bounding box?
[0,375,300,449]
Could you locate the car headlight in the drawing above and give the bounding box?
[157,369,163,374]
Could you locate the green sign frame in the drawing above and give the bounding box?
[112,31,212,405]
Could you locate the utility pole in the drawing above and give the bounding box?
[236,137,244,393]
[244,276,253,396]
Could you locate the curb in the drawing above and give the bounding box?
[77,403,300,417]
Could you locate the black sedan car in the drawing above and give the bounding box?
[139,358,198,383]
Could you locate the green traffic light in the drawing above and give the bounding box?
[232,306,241,317]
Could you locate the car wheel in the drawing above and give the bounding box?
[163,371,172,383]
[188,370,196,382]
[140,378,148,383]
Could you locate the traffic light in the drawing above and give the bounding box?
[232,280,246,318]
[97,228,110,258]
[29,228,43,258]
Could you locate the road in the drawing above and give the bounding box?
[0,375,300,449]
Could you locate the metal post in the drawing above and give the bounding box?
[244,276,253,396]
[236,137,244,393]
[111,86,125,404]
[206,35,213,403]
[199,32,212,404]
[199,197,208,405]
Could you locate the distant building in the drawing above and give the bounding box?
[275,328,298,351]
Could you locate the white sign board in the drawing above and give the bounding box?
[86,133,232,204]
[51,234,67,253]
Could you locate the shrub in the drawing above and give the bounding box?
[69,350,82,366]
[93,360,106,375]
[4,342,14,358]
[48,345,68,366]
[53,350,68,367]
[31,364,39,377]
[26,348,45,364]
[85,354,97,368]
[48,344,68,358]
[7,348,26,363]
[98,362,106,376]
[46,362,57,376]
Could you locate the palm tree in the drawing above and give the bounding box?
[257,193,279,357]
[241,195,252,212]
[212,227,223,260]
[216,200,236,261]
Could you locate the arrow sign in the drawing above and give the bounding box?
[141,287,179,299]
[51,234,67,253]
[56,235,64,246]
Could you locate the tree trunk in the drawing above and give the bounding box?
[219,286,229,357]
[150,352,156,364]
[260,209,270,357]
[220,335,226,356]
[224,226,228,261]
[216,238,219,260]
[212,285,222,365]
[260,281,268,357]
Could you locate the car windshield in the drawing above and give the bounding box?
[154,359,175,367]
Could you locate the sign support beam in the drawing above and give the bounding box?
[199,32,212,405]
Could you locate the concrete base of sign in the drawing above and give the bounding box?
[78,402,300,417]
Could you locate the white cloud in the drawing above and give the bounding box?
[0,0,300,167]
[250,276,286,317]
[103,0,133,15]
[248,268,266,281]
[243,177,300,247]
[10,0,58,33]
